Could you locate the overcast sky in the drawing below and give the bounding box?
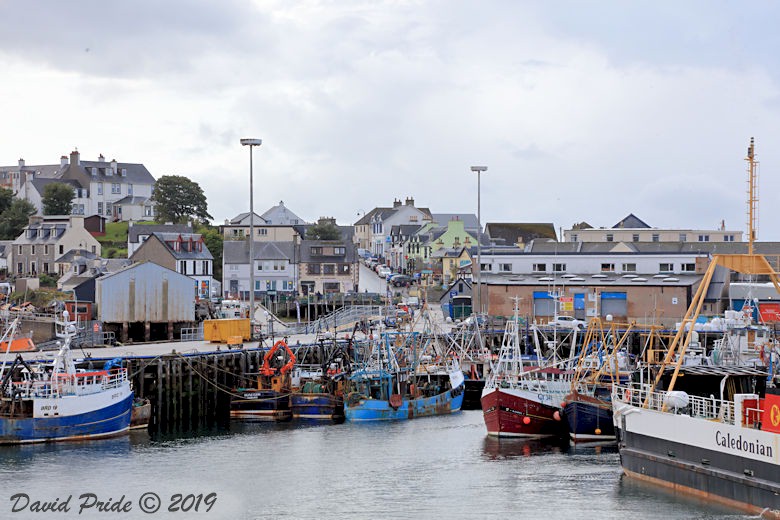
[2,1,780,239]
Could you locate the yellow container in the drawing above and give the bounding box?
[203,318,251,342]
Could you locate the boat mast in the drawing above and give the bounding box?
[747,137,758,256]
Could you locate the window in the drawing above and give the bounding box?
[58,245,64,255]
[553,263,566,272]
[605,234,613,242]
[622,263,637,272]
[323,282,340,293]
[698,235,710,242]
[282,281,294,291]
[323,264,335,275]
[500,263,512,272]
[308,264,321,275]
[266,280,277,291]
[255,280,262,291]
[16,263,22,274]
[632,234,639,242]
[17,245,22,255]
[31,246,35,255]
[106,204,112,216]
[202,261,209,275]
[570,234,578,242]
[98,202,103,214]
[257,262,264,271]
[43,262,49,273]
[651,234,659,242]
[180,260,187,274]
[91,246,96,254]
[480,263,492,272]
[44,245,48,255]
[257,228,268,236]
[97,183,103,195]
[144,206,153,217]
[681,263,696,272]
[532,263,546,273]
[310,247,322,255]
[724,234,735,242]
[334,247,346,255]
[128,183,133,195]
[659,263,673,273]
[601,263,615,272]
[679,233,687,242]
[339,264,350,274]
[111,183,121,194]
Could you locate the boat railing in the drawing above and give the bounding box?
[612,384,735,425]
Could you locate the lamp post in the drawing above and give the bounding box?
[470,166,487,316]
[241,138,262,335]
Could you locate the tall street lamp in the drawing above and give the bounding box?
[470,166,487,316]
[241,138,262,334]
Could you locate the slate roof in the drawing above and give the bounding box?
[151,232,213,260]
[298,240,358,263]
[228,212,267,225]
[222,241,295,264]
[31,177,82,192]
[485,222,557,246]
[128,223,192,243]
[54,249,98,264]
[431,213,479,230]
[613,214,651,229]
[77,160,155,185]
[114,195,151,205]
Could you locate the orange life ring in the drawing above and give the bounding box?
[625,388,632,402]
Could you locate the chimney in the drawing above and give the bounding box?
[110,159,117,175]
[98,154,105,162]
[405,197,414,206]
[60,155,68,167]
[70,150,80,166]
[18,158,24,168]
[393,199,402,208]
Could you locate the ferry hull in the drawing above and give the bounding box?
[481,388,567,438]
[291,393,344,422]
[564,398,615,443]
[345,382,464,422]
[0,392,133,444]
[614,397,780,518]
[620,429,780,518]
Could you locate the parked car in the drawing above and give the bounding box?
[378,266,392,278]
[391,275,414,287]
[549,315,585,330]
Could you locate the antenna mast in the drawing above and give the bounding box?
[746,137,758,255]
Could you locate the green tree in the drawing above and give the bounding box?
[0,187,14,214]
[196,223,224,282]
[306,220,342,240]
[0,199,36,239]
[42,183,75,215]
[151,175,212,224]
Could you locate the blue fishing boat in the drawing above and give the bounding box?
[0,316,133,444]
[345,331,465,421]
[291,338,351,422]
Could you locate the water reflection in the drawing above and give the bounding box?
[481,435,569,460]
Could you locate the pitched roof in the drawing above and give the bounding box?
[613,214,650,229]
[128,223,192,243]
[431,213,479,230]
[486,222,557,245]
[299,240,357,263]
[222,240,295,264]
[151,232,213,260]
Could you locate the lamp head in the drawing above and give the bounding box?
[470,166,487,173]
[241,138,262,146]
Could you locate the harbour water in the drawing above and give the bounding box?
[0,411,751,520]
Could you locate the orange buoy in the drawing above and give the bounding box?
[522,416,531,425]
[553,411,561,421]
[595,428,602,435]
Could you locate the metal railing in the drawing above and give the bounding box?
[180,324,204,342]
[612,384,736,425]
[284,305,384,335]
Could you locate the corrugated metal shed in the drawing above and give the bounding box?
[96,261,195,323]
